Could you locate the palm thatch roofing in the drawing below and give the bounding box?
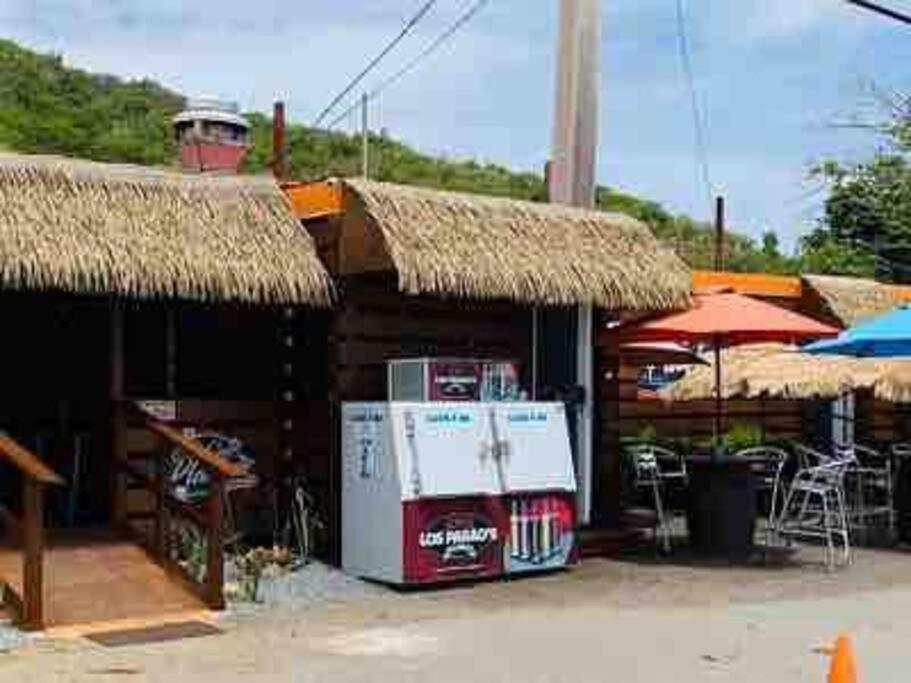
[662,343,911,403]
[0,153,331,305]
[340,178,691,311]
[801,274,908,327]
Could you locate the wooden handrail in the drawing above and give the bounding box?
[116,409,240,611]
[0,433,64,486]
[0,433,62,629]
[143,420,247,478]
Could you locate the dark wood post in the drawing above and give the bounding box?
[713,335,723,448]
[21,477,44,630]
[272,101,286,180]
[110,302,128,529]
[154,450,168,559]
[205,475,225,610]
[597,350,624,525]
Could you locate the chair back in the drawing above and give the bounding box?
[651,444,687,480]
[812,457,854,490]
[854,442,889,467]
[735,445,787,465]
[793,443,828,468]
[627,444,662,486]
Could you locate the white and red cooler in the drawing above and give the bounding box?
[341,402,577,585]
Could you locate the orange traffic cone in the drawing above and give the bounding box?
[827,633,858,683]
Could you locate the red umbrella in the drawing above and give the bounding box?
[615,292,839,446]
[620,292,839,345]
[620,342,708,367]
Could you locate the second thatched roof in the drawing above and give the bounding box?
[0,153,332,305]
[663,343,911,403]
[801,274,911,327]
[340,178,691,311]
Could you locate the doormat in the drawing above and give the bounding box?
[86,621,222,648]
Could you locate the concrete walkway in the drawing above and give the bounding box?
[2,547,911,681]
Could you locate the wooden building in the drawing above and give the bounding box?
[0,154,332,629]
[0,157,696,629]
[284,177,691,538]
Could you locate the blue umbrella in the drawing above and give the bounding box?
[804,305,911,357]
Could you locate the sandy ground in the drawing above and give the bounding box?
[3,544,911,682]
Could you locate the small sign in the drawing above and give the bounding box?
[428,361,482,401]
[136,400,178,422]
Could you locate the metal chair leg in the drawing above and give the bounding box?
[651,480,670,554]
[836,487,852,566]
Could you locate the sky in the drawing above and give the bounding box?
[3,0,911,250]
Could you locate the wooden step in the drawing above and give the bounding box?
[0,529,207,629]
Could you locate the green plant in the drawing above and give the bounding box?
[722,422,764,452]
[230,548,271,602]
[634,423,658,444]
[172,522,207,582]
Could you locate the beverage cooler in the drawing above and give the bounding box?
[342,402,577,585]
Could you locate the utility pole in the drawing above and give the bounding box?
[550,0,600,527]
[550,0,600,208]
[361,93,370,178]
[714,195,725,271]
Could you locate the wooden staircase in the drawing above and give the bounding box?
[0,409,243,630]
[0,530,207,630]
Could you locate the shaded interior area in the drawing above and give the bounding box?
[0,292,332,628]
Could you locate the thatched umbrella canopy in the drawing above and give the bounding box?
[340,178,691,311]
[663,343,911,403]
[0,153,332,306]
[801,274,909,327]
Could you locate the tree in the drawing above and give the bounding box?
[796,229,875,278]
[809,92,911,282]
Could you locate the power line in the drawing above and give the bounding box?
[312,0,440,127]
[328,0,492,130]
[673,0,713,210]
[845,0,911,25]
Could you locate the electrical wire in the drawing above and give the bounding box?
[312,0,440,128]
[328,0,492,130]
[845,0,911,25]
[673,0,714,209]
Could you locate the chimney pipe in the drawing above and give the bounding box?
[272,101,286,180]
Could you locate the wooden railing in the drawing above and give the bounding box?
[115,408,246,610]
[0,433,64,630]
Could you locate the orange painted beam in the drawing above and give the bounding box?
[887,284,911,302]
[692,270,802,299]
[282,180,344,221]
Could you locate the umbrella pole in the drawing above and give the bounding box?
[714,336,722,452]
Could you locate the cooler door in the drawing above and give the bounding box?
[389,403,500,500]
[492,402,577,493]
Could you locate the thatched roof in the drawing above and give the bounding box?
[341,178,691,311]
[801,275,906,327]
[663,343,911,403]
[0,154,332,305]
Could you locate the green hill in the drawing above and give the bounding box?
[0,38,182,165]
[0,37,800,274]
